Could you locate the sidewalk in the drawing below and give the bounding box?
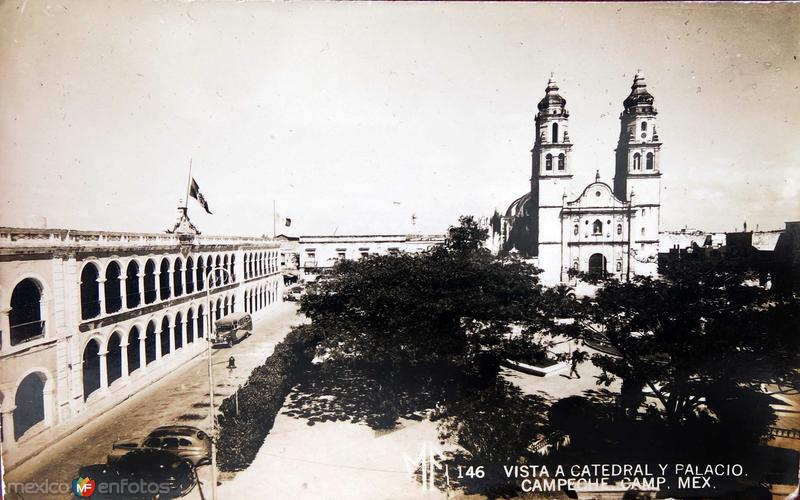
[211,413,450,500]
[3,302,301,499]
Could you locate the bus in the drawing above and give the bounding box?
[212,312,252,347]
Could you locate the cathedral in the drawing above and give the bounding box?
[500,72,662,284]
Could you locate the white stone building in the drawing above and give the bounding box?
[0,226,282,468]
[501,73,663,283]
[298,234,445,282]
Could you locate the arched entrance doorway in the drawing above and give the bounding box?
[173,312,183,350]
[588,253,607,276]
[14,373,46,440]
[187,309,195,344]
[106,333,123,385]
[127,326,141,374]
[145,322,157,364]
[83,339,101,400]
[160,317,171,356]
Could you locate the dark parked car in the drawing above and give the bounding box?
[108,426,211,466]
[76,449,196,499]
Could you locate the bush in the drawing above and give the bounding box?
[216,325,319,471]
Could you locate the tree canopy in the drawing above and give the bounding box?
[300,216,549,376]
[560,260,800,445]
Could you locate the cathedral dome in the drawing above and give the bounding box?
[623,71,657,115]
[505,192,532,217]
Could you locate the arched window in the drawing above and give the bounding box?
[196,257,205,292]
[641,121,647,131]
[80,263,101,320]
[646,152,654,170]
[14,373,46,440]
[573,224,579,236]
[632,153,641,170]
[185,257,195,294]
[223,296,229,317]
[222,255,229,285]
[558,153,565,171]
[104,261,123,314]
[158,259,171,300]
[214,255,222,286]
[83,339,101,400]
[10,278,45,345]
[173,259,183,297]
[143,260,157,304]
[545,154,553,171]
[231,255,237,282]
[617,224,623,235]
[592,220,603,235]
[125,261,140,309]
[552,122,559,143]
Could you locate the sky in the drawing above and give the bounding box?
[0,1,798,237]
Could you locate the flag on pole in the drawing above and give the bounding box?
[274,211,292,230]
[188,177,212,214]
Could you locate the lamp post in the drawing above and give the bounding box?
[205,266,233,500]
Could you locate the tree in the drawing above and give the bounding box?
[559,260,800,448]
[436,380,548,499]
[301,216,549,379]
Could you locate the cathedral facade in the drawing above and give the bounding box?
[501,73,662,284]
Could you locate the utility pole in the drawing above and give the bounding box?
[205,265,232,500]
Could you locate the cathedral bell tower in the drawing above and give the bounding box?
[613,71,662,276]
[531,76,573,277]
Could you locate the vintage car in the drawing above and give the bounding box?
[282,284,305,302]
[77,449,196,499]
[107,425,211,467]
[212,312,252,347]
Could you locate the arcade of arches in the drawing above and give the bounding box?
[1,242,280,451]
[78,250,278,323]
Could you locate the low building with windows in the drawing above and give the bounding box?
[0,226,282,468]
[298,234,445,282]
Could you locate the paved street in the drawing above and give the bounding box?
[4,302,301,500]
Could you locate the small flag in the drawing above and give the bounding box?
[285,218,292,227]
[189,177,212,214]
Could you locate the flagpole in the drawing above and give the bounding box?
[184,159,193,212]
[273,199,276,238]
